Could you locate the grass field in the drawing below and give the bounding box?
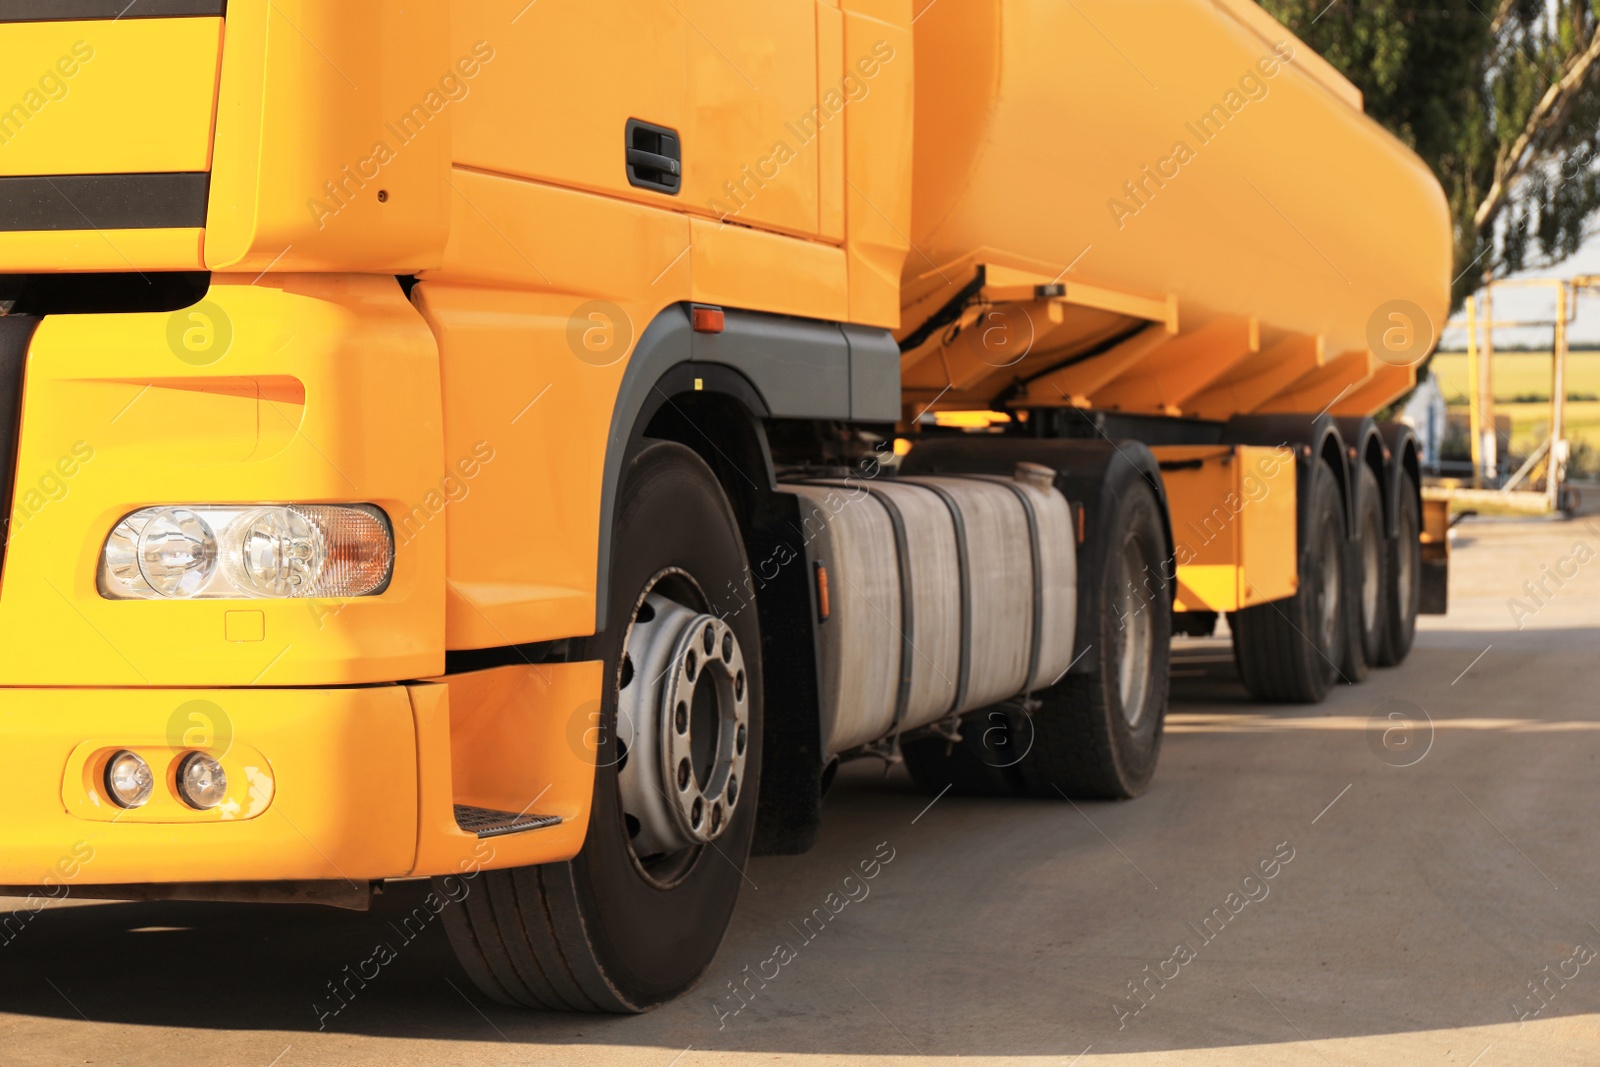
[1430,351,1600,464]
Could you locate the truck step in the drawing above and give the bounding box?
[453,804,562,839]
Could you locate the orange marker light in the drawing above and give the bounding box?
[691,305,725,333]
[814,562,831,622]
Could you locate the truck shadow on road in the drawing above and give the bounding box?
[2,627,1598,1060]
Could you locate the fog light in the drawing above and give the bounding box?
[176,752,227,810]
[105,751,153,809]
[100,504,393,600]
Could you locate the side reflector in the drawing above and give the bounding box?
[692,305,725,333]
[814,561,831,622]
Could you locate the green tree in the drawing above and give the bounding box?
[1259,0,1600,308]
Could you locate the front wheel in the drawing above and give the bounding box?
[438,442,762,1012]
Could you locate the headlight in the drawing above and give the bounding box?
[99,504,393,600]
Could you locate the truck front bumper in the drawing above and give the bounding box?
[0,663,600,888]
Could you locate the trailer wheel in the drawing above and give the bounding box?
[1340,465,1387,682]
[1377,466,1421,666]
[1232,459,1347,703]
[437,442,761,1012]
[1015,478,1171,799]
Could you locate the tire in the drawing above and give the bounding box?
[1377,465,1421,666]
[1015,479,1171,799]
[1339,465,1387,682]
[902,479,1171,800]
[438,441,762,1012]
[1232,459,1347,703]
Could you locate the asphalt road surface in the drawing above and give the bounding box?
[4,514,1600,1066]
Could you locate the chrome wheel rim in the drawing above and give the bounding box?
[616,570,750,883]
[1361,510,1382,632]
[1318,517,1341,651]
[1115,535,1153,727]
[1397,503,1417,623]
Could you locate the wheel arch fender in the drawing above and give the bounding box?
[1378,421,1422,541]
[1334,416,1391,536]
[598,304,897,857]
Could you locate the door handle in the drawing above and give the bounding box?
[625,119,682,195]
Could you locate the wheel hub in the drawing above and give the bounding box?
[617,587,750,857]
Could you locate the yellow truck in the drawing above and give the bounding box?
[0,0,1449,1012]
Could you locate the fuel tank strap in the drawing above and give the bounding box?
[857,485,916,733]
[912,480,973,717]
[967,474,1045,691]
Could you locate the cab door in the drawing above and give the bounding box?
[674,0,821,237]
[451,0,821,238]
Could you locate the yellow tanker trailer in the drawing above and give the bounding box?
[0,0,1449,1013]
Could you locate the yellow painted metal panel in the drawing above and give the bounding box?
[0,228,204,273]
[842,3,913,327]
[0,19,221,177]
[1237,446,1300,608]
[1094,316,1259,414]
[0,274,445,686]
[1187,333,1324,420]
[1258,348,1374,413]
[451,0,821,240]
[817,0,847,241]
[419,170,692,648]
[690,217,849,322]
[206,0,453,272]
[903,0,1449,417]
[679,0,821,236]
[0,686,419,885]
[1160,444,1298,612]
[1331,361,1417,416]
[409,661,601,876]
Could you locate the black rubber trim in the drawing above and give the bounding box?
[443,640,568,675]
[859,486,917,731]
[0,0,224,19]
[917,480,972,716]
[0,173,209,232]
[995,321,1155,405]
[974,474,1045,690]
[0,316,36,578]
[898,267,985,354]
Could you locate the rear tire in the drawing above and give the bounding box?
[1340,465,1387,682]
[1377,466,1421,666]
[1232,459,1347,703]
[438,442,762,1012]
[1016,480,1170,799]
[902,479,1171,800]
